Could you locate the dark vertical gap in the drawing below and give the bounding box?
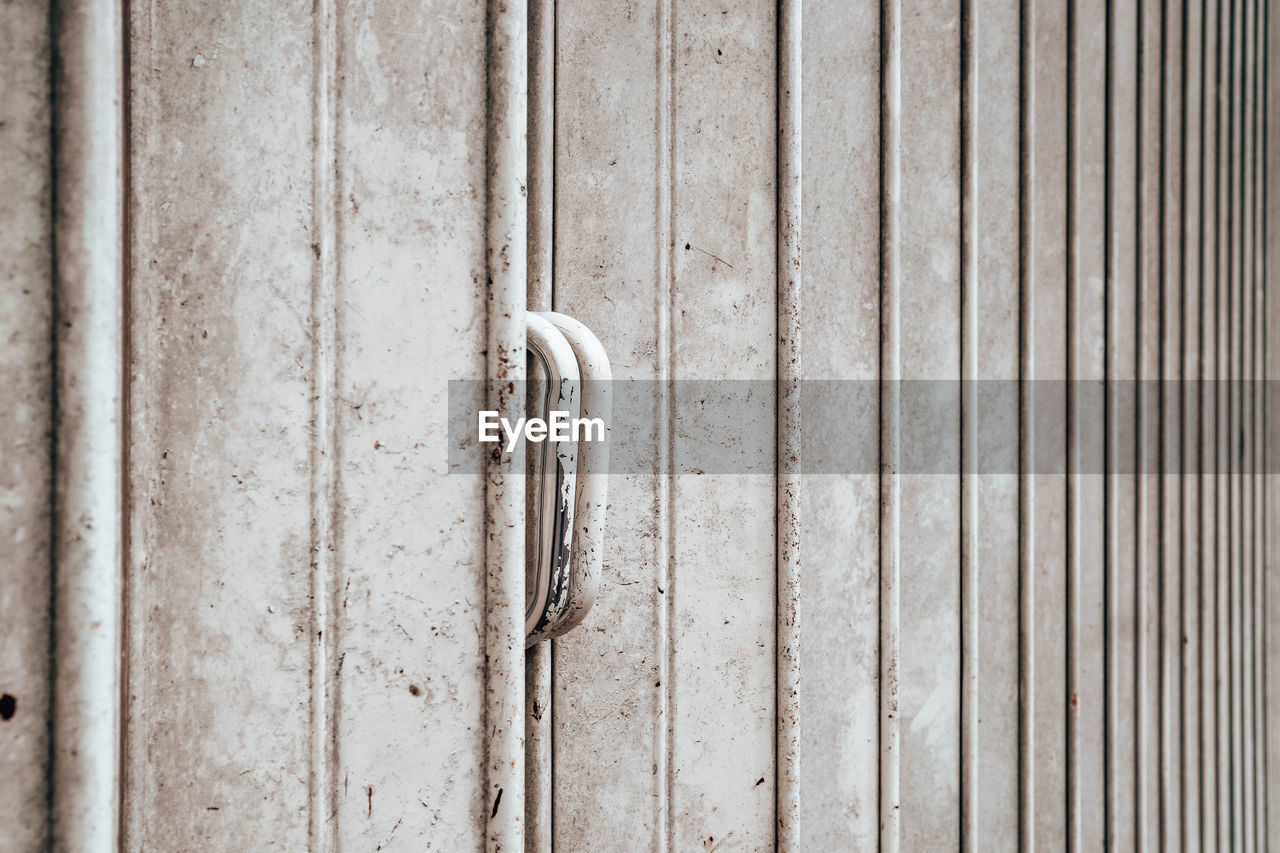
[876,0,888,844]
[958,0,972,844]
[1250,1,1264,845]
[1178,0,1191,848]
[1227,0,1239,841]
[118,0,133,846]
[1213,0,1223,845]
[1260,0,1270,843]
[1192,0,1203,845]
[1213,0,1223,840]
[1133,0,1146,842]
[1017,0,1031,845]
[773,1,780,843]
[1065,0,1077,842]
[1156,0,1169,841]
[1102,0,1115,844]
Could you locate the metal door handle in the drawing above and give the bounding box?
[524,312,611,645]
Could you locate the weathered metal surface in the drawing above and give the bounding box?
[1024,0,1070,848]
[1159,5,1187,848]
[1068,0,1109,847]
[963,0,1021,849]
[0,3,54,850]
[123,0,492,849]
[1106,0,1141,846]
[667,0,779,845]
[896,0,962,848]
[799,0,880,849]
[550,0,668,847]
[878,1,902,845]
[329,0,488,848]
[1202,6,1223,849]
[1179,0,1206,847]
[8,0,1280,849]
[123,0,321,847]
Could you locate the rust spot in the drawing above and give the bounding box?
[408,684,421,697]
[366,785,373,818]
[0,694,15,721]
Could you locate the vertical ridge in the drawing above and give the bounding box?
[1018,0,1037,846]
[308,0,341,846]
[878,0,902,847]
[1249,1,1266,846]
[1066,0,1081,841]
[485,0,529,847]
[49,0,125,847]
[1197,2,1220,847]
[959,0,979,844]
[654,0,675,849]
[524,0,555,849]
[775,0,802,846]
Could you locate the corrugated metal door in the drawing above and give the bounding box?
[3,0,1280,851]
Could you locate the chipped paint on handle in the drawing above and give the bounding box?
[534,312,612,641]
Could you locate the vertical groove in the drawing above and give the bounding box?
[1243,0,1257,846]
[485,0,528,848]
[1179,0,1207,846]
[775,0,802,847]
[1252,1,1261,837]
[1157,0,1172,840]
[654,0,675,849]
[1104,0,1117,842]
[308,0,341,846]
[1188,0,1210,846]
[117,0,133,844]
[1249,1,1266,847]
[1228,0,1242,842]
[1066,0,1081,843]
[525,0,554,849]
[959,0,979,844]
[878,0,902,847]
[1241,0,1249,837]
[49,0,125,848]
[1018,0,1037,846]
[1177,0,1199,845]
[1136,0,1157,842]
[1215,0,1231,845]
[1260,0,1271,843]
[1197,1,1218,847]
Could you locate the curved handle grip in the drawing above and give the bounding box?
[524,312,611,645]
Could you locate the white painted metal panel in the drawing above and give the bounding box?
[894,2,962,848]
[4,1,1280,850]
[799,0,880,847]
